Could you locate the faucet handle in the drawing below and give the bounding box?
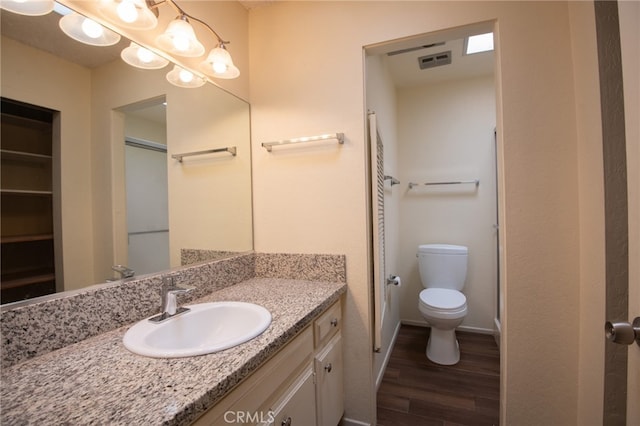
[165,287,193,315]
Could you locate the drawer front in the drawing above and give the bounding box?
[314,301,341,348]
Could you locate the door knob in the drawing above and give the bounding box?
[604,317,640,347]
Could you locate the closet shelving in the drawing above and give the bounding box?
[1,98,57,303]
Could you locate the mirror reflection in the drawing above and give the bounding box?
[0,5,252,304]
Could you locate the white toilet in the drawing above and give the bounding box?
[417,244,468,365]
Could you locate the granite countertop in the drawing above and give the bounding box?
[0,278,346,425]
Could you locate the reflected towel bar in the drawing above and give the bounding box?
[384,175,400,186]
[262,133,344,152]
[172,147,237,162]
[408,179,479,189]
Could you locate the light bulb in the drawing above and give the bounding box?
[0,0,54,16]
[81,18,104,39]
[136,46,155,63]
[156,18,204,57]
[179,69,194,83]
[212,62,227,74]
[116,0,138,23]
[173,34,190,52]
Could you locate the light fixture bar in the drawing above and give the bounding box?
[262,133,345,152]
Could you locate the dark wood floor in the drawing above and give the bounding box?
[376,325,500,426]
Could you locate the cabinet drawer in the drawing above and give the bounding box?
[262,366,316,426]
[314,301,341,348]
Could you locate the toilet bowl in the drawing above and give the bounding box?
[417,244,468,365]
[419,288,467,365]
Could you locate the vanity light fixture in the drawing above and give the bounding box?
[199,44,240,79]
[8,0,240,86]
[156,15,205,57]
[121,42,169,69]
[98,0,158,30]
[166,64,205,88]
[59,12,121,46]
[0,0,54,16]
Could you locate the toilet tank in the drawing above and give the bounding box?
[417,244,468,290]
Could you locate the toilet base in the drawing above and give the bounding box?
[426,327,460,365]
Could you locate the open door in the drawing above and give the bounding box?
[597,1,639,424]
[368,111,385,352]
[619,1,639,422]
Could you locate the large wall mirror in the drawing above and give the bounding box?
[0,4,252,304]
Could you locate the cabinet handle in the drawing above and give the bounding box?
[330,318,338,327]
[324,363,332,373]
[281,416,292,426]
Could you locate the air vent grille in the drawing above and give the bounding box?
[387,42,445,56]
[418,51,452,70]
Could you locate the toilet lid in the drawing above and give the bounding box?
[420,288,466,310]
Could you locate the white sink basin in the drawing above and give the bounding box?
[123,301,272,358]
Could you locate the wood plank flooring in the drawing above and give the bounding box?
[377,325,500,426]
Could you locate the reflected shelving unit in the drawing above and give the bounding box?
[1,98,58,303]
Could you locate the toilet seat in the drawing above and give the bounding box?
[419,288,467,319]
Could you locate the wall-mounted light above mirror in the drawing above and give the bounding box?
[0,0,240,88]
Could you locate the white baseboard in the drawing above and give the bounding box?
[375,321,401,391]
[494,317,501,348]
[340,417,372,426]
[400,319,494,335]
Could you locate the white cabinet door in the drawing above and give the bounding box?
[315,334,343,426]
[266,366,316,426]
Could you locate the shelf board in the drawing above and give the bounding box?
[0,189,53,196]
[1,234,54,244]
[0,273,55,290]
[0,149,52,161]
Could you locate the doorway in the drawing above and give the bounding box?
[366,20,502,423]
[122,98,170,275]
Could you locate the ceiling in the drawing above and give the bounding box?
[382,37,495,88]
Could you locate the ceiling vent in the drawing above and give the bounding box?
[387,42,445,56]
[418,51,452,70]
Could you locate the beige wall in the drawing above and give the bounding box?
[1,36,95,291]
[125,114,167,145]
[167,86,252,265]
[249,2,585,424]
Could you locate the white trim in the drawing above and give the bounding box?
[340,417,372,426]
[375,320,401,391]
[494,317,501,348]
[400,319,495,335]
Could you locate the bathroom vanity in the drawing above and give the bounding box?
[194,298,343,426]
[0,253,347,425]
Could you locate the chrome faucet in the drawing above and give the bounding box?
[111,265,135,280]
[149,276,194,323]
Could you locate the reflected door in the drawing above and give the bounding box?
[125,140,169,275]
